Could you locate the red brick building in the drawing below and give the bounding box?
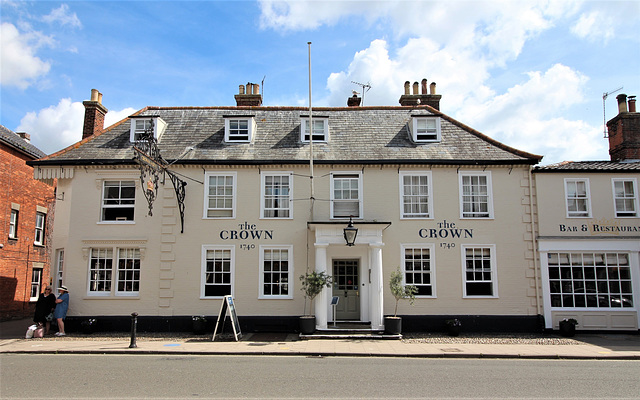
[0,125,55,320]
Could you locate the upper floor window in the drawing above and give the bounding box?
[462,245,497,298]
[129,116,166,142]
[101,181,135,222]
[403,245,435,297]
[261,172,293,219]
[459,172,493,218]
[410,117,441,142]
[224,117,255,142]
[565,178,590,218]
[9,209,18,239]
[400,172,433,219]
[612,178,638,218]
[204,172,236,218]
[301,117,328,142]
[34,211,46,246]
[331,172,362,219]
[260,245,293,299]
[202,245,234,298]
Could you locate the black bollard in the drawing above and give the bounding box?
[129,312,138,348]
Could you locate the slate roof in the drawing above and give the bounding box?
[0,125,46,159]
[32,105,542,166]
[534,160,640,172]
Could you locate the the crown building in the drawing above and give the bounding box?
[29,81,545,333]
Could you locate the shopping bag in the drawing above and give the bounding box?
[25,324,37,339]
[33,326,44,338]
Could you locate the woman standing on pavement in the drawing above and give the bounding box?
[54,286,69,336]
[33,285,56,335]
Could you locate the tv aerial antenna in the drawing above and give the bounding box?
[351,81,371,105]
[603,86,623,138]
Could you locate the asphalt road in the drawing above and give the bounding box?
[2,354,639,399]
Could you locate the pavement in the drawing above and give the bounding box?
[1,318,639,359]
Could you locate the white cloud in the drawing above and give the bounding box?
[17,99,136,155]
[41,4,82,29]
[0,22,52,89]
[571,11,614,43]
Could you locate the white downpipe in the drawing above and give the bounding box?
[307,42,315,221]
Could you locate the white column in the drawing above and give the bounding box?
[314,243,329,329]
[369,243,384,330]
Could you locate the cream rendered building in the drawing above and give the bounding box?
[30,83,544,333]
[534,94,640,331]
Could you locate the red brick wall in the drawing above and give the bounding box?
[0,143,55,320]
[607,113,640,161]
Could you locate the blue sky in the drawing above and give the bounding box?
[1,0,638,164]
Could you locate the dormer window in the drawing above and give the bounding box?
[129,116,166,142]
[300,116,328,142]
[224,116,256,142]
[410,116,441,142]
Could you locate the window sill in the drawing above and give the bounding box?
[84,295,140,300]
[258,296,293,300]
[97,221,135,225]
[463,295,499,299]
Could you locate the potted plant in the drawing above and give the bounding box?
[558,318,578,337]
[299,271,333,334]
[81,318,97,334]
[385,268,417,335]
[192,315,207,335]
[445,318,462,337]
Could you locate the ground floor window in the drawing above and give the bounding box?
[30,267,43,301]
[548,252,634,308]
[202,246,233,298]
[259,246,292,298]
[462,245,497,297]
[402,245,434,296]
[89,247,140,296]
[55,249,64,289]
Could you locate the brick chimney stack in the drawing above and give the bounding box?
[607,93,640,161]
[82,89,108,140]
[235,83,263,106]
[399,78,442,110]
[347,93,362,107]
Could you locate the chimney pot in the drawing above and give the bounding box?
[90,89,99,102]
[413,82,419,95]
[430,82,437,95]
[404,81,411,95]
[617,93,628,114]
[239,85,245,95]
[421,79,428,94]
[628,96,636,113]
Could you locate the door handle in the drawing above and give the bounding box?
[344,290,348,297]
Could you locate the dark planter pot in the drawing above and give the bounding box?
[384,316,402,335]
[299,316,316,334]
[193,319,207,335]
[446,325,461,337]
[81,320,97,334]
[559,321,576,337]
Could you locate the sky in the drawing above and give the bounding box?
[1,0,638,164]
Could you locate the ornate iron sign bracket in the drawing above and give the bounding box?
[132,120,188,233]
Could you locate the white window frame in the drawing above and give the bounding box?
[30,267,43,301]
[402,244,436,298]
[129,116,166,142]
[87,246,142,297]
[612,178,639,218]
[410,117,441,142]
[224,117,255,142]
[201,245,235,299]
[301,117,328,142]
[204,172,236,219]
[9,208,18,239]
[34,211,45,246]
[461,244,498,298]
[259,245,294,299]
[564,178,591,218]
[115,248,141,296]
[459,171,494,219]
[330,172,363,219]
[100,180,136,223]
[55,249,65,290]
[399,171,433,219]
[261,172,293,219]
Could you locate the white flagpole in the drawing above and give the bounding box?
[308,42,315,220]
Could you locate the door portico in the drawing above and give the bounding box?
[308,222,389,330]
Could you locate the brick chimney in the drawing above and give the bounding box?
[82,89,108,140]
[347,93,362,107]
[607,94,640,161]
[16,132,31,142]
[399,78,441,110]
[235,83,262,106]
